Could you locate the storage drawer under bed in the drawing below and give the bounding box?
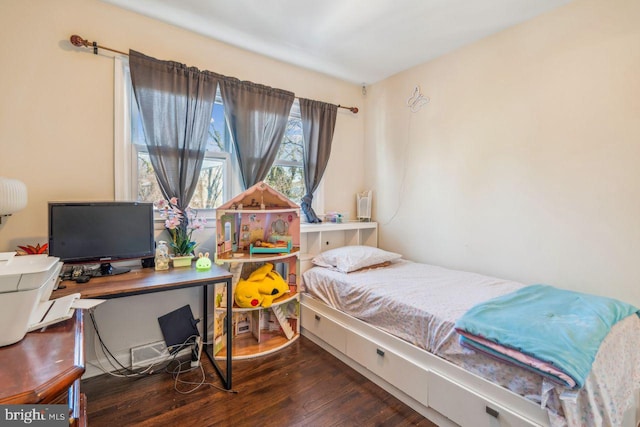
[428,370,542,427]
[345,330,429,407]
[300,303,347,353]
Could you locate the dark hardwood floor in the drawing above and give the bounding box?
[82,336,436,426]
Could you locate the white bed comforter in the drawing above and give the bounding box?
[302,260,640,427]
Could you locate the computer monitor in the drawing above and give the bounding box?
[48,202,155,276]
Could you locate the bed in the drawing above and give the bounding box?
[300,246,640,427]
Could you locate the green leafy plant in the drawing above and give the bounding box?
[154,197,206,256]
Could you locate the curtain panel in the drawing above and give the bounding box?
[128,49,221,210]
[219,77,295,189]
[299,98,338,223]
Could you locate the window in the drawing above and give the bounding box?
[115,57,322,213]
[129,84,230,209]
[264,101,305,204]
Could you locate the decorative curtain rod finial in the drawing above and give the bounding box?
[338,105,358,114]
[69,34,127,56]
[70,34,89,48]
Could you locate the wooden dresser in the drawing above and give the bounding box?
[0,310,85,426]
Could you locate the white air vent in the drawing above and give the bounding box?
[131,340,194,368]
[130,340,170,368]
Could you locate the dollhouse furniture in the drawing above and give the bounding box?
[214,182,300,359]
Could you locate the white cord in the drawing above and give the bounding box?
[379,108,415,226]
[165,351,237,394]
[90,310,185,378]
[90,311,236,393]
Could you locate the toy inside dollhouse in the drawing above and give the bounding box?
[215,182,301,261]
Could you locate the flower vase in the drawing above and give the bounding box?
[171,255,193,268]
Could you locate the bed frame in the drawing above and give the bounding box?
[300,293,639,427]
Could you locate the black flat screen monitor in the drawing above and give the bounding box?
[48,202,155,276]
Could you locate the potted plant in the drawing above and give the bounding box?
[154,197,206,267]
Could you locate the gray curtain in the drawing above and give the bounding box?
[128,50,221,210]
[219,77,295,189]
[299,98,338,223]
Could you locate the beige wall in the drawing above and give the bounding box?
[0,0,364,251]
[365,0,640,305]
[0,0,364,372]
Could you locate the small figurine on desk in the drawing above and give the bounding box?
[196,252,212,271]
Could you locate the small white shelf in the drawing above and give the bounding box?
[301,221,377,233]
[300,222,378,271]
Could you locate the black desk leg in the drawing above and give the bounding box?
[225,278,232,388]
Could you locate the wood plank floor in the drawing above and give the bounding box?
[82,336,437,426]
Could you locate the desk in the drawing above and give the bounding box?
[53,264,234,389]
[0,310,85,425]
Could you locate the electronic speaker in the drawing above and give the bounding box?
[141,257,155,269]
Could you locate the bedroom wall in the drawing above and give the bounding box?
[0,0,364,373]
[365,0,640,306]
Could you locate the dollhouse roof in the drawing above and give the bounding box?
[218,181,299,210]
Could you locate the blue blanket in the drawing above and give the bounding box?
[455,284,639,389]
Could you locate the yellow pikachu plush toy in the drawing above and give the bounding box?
[234,263,290,308]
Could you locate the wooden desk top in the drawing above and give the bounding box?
[0,310,84,404]
[53,264,233,300]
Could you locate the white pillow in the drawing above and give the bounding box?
[312,246,402,273]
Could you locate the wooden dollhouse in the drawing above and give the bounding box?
[213,182,301,359]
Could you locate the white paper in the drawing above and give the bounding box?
[71,298,106,310]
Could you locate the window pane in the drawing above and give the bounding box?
[277,118,303,162]
[131,93,146,146]
[266,114,305,204]
[264,165,304,204]
[207,101,227,152]
[137,152,164,203]
[191,157,226,209]
[132,87,228,208]
[131,87,226,155]
[137,152,225,209]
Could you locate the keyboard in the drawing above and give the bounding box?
[28,293,81,332]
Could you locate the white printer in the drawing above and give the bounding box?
[0,253,64,346]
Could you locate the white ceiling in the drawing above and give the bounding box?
[101,0,572,84]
